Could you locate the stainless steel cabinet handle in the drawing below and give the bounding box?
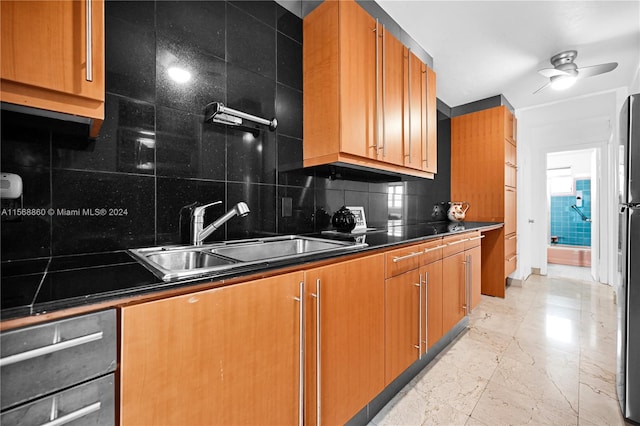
[373,19,379,151]
[507,255,517,262]
[0,331,103,367]
[416,274,422,358]
[423,271,428,350]
[406,48,412,163]
[466,254,472,315]
[86,0,93,82]
[311,279,321,426]
[507,234,517,240]
[42,402,101,426]
[468,235,485,241]
[462,260,468,313]
[381,26,386,157]
[392,251,421,263]
[424,244,447,253]
[447,238,469,246]
[294,282,304,426]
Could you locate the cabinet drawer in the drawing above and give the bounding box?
[505,164,517,188]
[1,374,115,425]
[422,238,444,265]
[442,233,472,257]
[505,233,517,257]
[1,310,116,410]
[464,231,483,250]
[505,254,517,277]
[386,244,423,278]
[505,187,517,235]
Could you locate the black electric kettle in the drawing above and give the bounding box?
[332,206,356,232]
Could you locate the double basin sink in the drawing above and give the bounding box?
[129,235,368,281]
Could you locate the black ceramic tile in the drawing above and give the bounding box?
[344,191,369,212]
[227,129,276,184]
[367,192,389,227]
[277,185,314,234]
[33,263,159,308]
[51,170,155,255]
[315,175,369,192]
[227,6,276,80]
[105,0,154,27]
[156,36,226,113]
[277,135,307,186]
[227,182,276,239]
[53,95,155,174]
[230,1,275,28]
[0,167,52,261]
[1,273,42,311]
[106,2,156,103]
[227,64,276,122]
[276,4,302,43]
[1,110,51,169]
[275,84,302,139]
[156,177,226,245]
[156,107,224,180]
[1,258,49,277]
[48,251,135,272]
[315,188,346,222]
[156,1,225,61]
[277,33,302,90]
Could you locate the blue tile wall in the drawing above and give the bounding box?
[1,0,451,261]
[550,179,591,246]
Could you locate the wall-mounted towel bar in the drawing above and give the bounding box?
[204,102,277,131]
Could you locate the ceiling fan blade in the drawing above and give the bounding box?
[576,62,618,79]
[538,68,569,78]
[533,82,550,94]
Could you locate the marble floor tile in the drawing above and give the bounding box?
[369,273,628,426]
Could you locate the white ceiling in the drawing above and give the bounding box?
[376,1,640,110]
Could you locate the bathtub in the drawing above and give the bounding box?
[547,245,591,267]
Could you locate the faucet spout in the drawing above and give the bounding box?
[192,202,250,245]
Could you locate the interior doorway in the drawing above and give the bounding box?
[545,148,598,281]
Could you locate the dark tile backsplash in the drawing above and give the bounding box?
[1,0,450,262]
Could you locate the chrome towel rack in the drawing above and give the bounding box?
[204,102,278,131]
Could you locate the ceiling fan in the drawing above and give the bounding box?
[533,50,618,94]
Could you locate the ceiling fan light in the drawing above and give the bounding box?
[550,75,577,90]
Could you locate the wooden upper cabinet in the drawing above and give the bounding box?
[303,0,436,179]
[424,66,438,173]
[505,108,516,144]
[120,272,304,426]
[380,28,405,166]
[1,0,105,137]
[404,50,423,171]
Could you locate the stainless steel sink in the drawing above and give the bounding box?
[129,235,367,282]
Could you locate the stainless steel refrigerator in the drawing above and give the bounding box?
[617,93,640,423]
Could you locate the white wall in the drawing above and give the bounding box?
[547,149,594,177]
[516,89,625,286]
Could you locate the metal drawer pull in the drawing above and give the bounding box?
[42,402,101,426]
[468,235,485,241]
[85,0,93,82]
[424,244,447,253]
[447,239,469,246]
[294,282,304,426]
[392,251,421,262]
[507,255,517,262]
[507,235,517,240]
[0,331,103,367]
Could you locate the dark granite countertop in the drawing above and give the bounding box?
[1,221,502,322]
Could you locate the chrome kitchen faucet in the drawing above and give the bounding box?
[191,201,250,245]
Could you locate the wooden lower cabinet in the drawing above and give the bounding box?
[442,251,466,333]
[304,254,385,426]
[119,272,304,426]
[384,270,420,384]
[423,259,443,350]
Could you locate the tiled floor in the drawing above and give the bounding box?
[370,271,629,425]
[547,264,596,282]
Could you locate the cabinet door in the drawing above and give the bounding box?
[468,246,482,309]
[339,0,377,159]
[404,50,423,170]
[305,254,385,426]
[505,187,517,235]
[1,0,105,132]
[422,260,443,351]
[442,252,466,334]
[120,272,304,426]
[384,270,420,384]
[424,66,438,173]
[380,27,405,166]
